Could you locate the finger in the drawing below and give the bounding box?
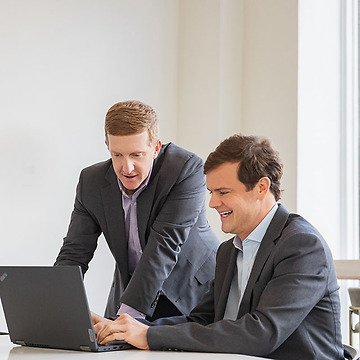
[97,324,121,343]
[91,311,103,325]
[96,325,106,342]
[97,327,106,343]
[91,311,99,320]
[93,322,104,335]
[98,325,124,344]
[100,332,124,345]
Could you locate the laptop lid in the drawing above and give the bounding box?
[0,266,133,352]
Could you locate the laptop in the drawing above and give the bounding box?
[0,266,134,352]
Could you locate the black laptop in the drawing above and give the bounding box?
[0,266,134,352]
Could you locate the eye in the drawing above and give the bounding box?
[131,153,145,159]
[219,191,229,196]
[111,153,123,158]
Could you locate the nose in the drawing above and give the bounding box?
[122,157,134,174]
[208,193,219,209]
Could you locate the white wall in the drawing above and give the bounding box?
[241,0,298,211]
[176,0,245,240]
[175,0,298,238]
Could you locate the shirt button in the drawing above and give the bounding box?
[245,261,249,265]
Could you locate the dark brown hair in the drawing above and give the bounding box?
[204,134,283,201]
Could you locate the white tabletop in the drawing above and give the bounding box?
[0,335,270,360]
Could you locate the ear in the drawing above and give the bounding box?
[105,138,109,149]
[256,177,271,200]
[153,139,162,159]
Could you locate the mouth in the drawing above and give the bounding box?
[219,210,232,218]
[122,174,137,179]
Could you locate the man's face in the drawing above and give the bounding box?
[106,131,161,195]
[206,162,262,240]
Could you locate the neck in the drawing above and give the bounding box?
[239,200,277,241]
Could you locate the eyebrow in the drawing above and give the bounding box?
[207,187,231,192]
[111,150,146,155]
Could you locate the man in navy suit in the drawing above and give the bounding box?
[55,100,219,320]
[93,134,343,360]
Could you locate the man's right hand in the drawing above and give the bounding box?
[91,311,112,335]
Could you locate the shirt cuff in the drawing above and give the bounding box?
[117,303,146,319]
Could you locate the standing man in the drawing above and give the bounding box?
[55,100,219,320]
[93,134,343,360]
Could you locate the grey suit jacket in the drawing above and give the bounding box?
[55,143,219,318]
[147,204,344,359]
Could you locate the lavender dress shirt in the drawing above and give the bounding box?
[116,167,152,317]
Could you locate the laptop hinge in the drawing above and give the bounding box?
[15,340,26,346]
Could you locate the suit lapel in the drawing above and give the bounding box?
[238,204,290,317]
[102,166,129,286]
[136,146,165,249]
[214,240,238,321]
[136,180,157,250]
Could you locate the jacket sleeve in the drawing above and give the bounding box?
[120,153,208,316]
[146,232,333,356]
[54,170,101,274]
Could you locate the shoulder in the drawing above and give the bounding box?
[80,159,112,176]
[159,142,203,167]
[271,204,323,241]
[282,212,324,244]
[271,208,338,285]
[216,238,235,259]
[78,159,115,185]
[274,205,331,260]
[153,143,204,181]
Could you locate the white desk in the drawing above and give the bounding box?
[0,335,270,360]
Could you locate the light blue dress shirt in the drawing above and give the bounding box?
[223,203,278,320]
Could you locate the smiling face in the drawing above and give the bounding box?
[106,131,161,195]
[206,162,271,240]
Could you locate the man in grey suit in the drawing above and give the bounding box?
[55,100,219,320]
[92,134,344,359]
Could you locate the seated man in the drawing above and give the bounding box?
[92,134,344,360]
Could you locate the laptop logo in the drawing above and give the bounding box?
[0,272,7,282]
